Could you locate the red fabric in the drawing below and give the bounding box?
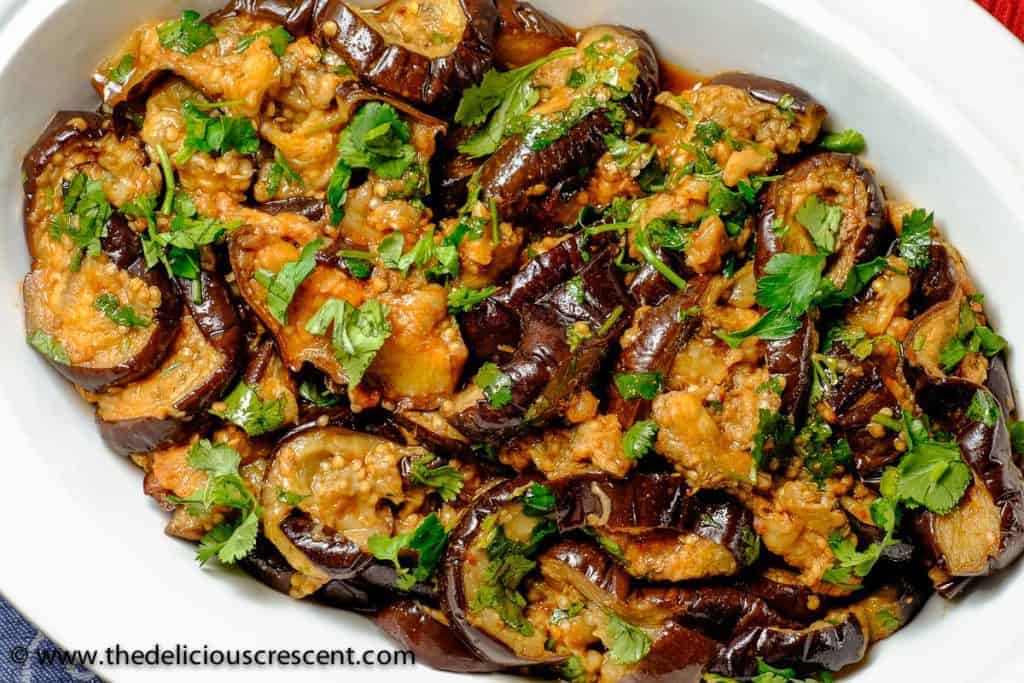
[977,0,1024,39]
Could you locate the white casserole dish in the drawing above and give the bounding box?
[0,0,1022,681]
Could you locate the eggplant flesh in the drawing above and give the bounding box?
[95,271,243,455]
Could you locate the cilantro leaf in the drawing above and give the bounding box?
[823,497,898,588]
[613,372,663,400]
[254,239,322,324]
[604,614,651,665]
[448,286,497,313]
[210,382,285,437]
[752,409,795,468]
[297,377,344,407]
[456,48,575,158]
[236,26,293,57]
[158,10,216,55]
[716,308,803,348]
[520,483,556,516]
[796,195,843,254]
[1010,421,1024,455]
[470,521,552,635]
[550,603,584,624]
[169,439,260,565]
[966,389,1000,427]
[27,331,69,364]
[756,253,826,316]
[107,54,135,85]
[305,298,392,387]
[338,102,415,179]
[93,293,151,328]
[173,101,259,164]
[409,455,464,503]
[622,420,659,460]
[49,173,111,270]
[897,209,934,269]
[326,159,352,225]
[369,514,449,591]
[819,129,867,154]
[474,362,513,407]
[885,413,972,515]
[266,148,304,198]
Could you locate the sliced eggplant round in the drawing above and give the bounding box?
[259,425,438,598]
[710,72,825,116]
[208,0,320,34]
[96,271,244,455]
[24,214,182,391]
[609,279,709,428]
[376,601,505,673]
[913,378,1024,597]
[477,26,659,220]
[494,0,573,69]
[551,474,760,574]
[450,248,633,444]
[756,152,887,415]
[312,0,499,108]
[459,233,594,361]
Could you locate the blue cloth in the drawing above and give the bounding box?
[0,594,100,682]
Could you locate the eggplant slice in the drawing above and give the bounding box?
[312,0,499,108]
[23,112,179,391]
[756,152,887,415]
[450,247,634,443]
[494,0,573,69]
[96,271,244,455]
[259,425,439,599]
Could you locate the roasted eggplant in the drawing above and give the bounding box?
[95,271,244,455]
[259,425,439,599]
[312,0,499,108]
[476,26,658,221]
[450,248,633,443]
[494,0,573,69]
[609,280,708,428]
[376,601,504,673]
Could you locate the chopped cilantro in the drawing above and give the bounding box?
[254,239,322,324]
[604,614,651,665]
[209,382,285,437]
[796,195,843,254]
[897,209,934,269]
[474,362,513,408]
[93,293,151,328]
[305,298,392,388]
[158,10,216,55]
[173,100,260,164]
[448,286,498,314]
[521,483,556,516]
[409,455,464,503]
[368,513,448,591]
[236,26,293,57]
[27,331,69,364]
[622,420,659,460]
[819,129,867,154]
[613,372,663,400]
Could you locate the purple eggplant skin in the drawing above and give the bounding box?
[280,511,438,602]
[711,614,866,678]
[207,0,319,34]
[626,249,691,307]
[22,111,107,238]
[25,213,183,392]
[480,109,614,221]
[459,234,593,361]
[97,270,245,456]
[619,624,721,683]
[392,410,473,458]
[736,575,829,624]
[439,476,565,668]
[913,378,1024,597]
[494,0,573,70]
[609,278,709,429]
[478,26,659,220]
[311,0,499,109]
[376,601,505,673]
[541,539,795,637]
[259,197,326,221]
[756,153,886,415]
[908,243,961,317]
[449,248,634,444]
[986,355,1016,422]
[551,474,760,570]
[710,72,825,116]
[239,533,381,611]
